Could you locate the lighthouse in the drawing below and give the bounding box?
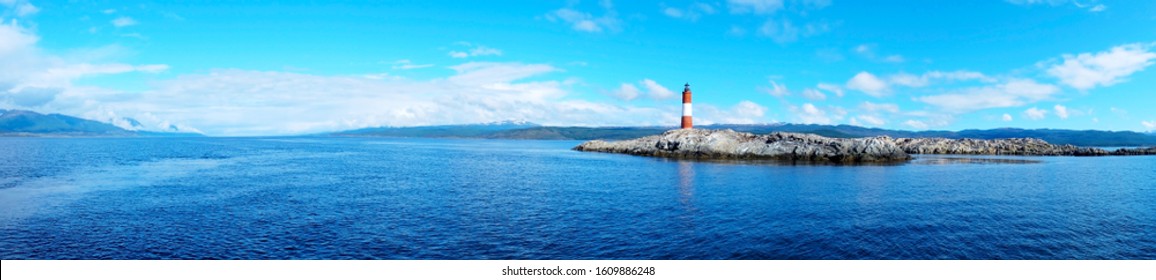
[681,83,693,129]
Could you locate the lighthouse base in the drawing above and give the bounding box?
[681,116,692,129]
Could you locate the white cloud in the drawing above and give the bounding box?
[925,70,993,82]
[391,59,433,70]
[860,101,899,113]
[546,5,620,33]
[904,120,928,130]
[853,44,906,63]
[758,18,799,43]
[1024,107,1048,120]
[801,88,826,100]
[469,46,502,57]
[855,115,886,127]
[1005,0,1066,5]
[720,101,767,123]
[1,20,180,130]
[73,63,684,136]
[613,83,641,101]
[846,71,889,97]
[4,87,59,107]
[640,79,675,99]
[1005,0,1108,12]
[447,44,503,59]
[1046,43,1156,90]
[361,73,390,80]
[447,62,557,85]
[691,101,769,125]
[614,79,676,100]
[102,9,117,14]
[888,70,992,87]
[732,101,765,118]
[662,3,717,21]
[916,79,1060,112]
[728,0,785,15]
[1054,104,1069,119]
[791,103,844,125]
[1002,113,1014,122]
[1143,121,1155,131]
[1,0,38,16]
[761,80,789,97]
[0,20,37,56]
[887,73,924,87]
[797,103,830,124]
[829,70,991,99]
[1,21,168,92]
[112,17,137,27]
[1110,107,1128,118]
[816,83,843,97]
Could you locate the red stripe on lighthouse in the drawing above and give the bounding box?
[681,83,692,129]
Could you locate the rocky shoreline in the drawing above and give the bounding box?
[893,137,1109,156]
[573,129,1156,163]
[574,129,911,163]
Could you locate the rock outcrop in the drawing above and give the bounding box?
[893,137,1156,156]
[573,129,912,163]
[573,129,1156,163]
[892,137,1110,156]
[1107,146,1156,155]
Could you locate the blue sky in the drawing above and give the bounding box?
[1,0,1154,136]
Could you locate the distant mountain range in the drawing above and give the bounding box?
[331,120,541,138]
[0,109,202,137]
[333,122,1156,147]
[5,108,1152,146]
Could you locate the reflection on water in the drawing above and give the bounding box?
[915,157,1042,165]
[659,157,909,167]
[677,160,695,211]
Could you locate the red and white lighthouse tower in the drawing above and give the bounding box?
[681,83,693,129]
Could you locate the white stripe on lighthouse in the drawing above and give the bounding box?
[682,103,692,116]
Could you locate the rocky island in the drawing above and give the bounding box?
[574,129,911,163]
[573,129,1156,164]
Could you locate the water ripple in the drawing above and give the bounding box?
[0,137,1153,259]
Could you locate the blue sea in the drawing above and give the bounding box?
[1,137,1153,259]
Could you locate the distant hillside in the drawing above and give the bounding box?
[331,120,539,138]
[486,126,669,140]
[699,124,1156,147]
[0,109,202,137]
[331,122,1156,147]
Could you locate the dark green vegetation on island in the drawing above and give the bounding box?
[0,109,202,137]
[333,122,1156,147]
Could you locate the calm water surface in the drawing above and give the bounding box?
[0,137,1153,259]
